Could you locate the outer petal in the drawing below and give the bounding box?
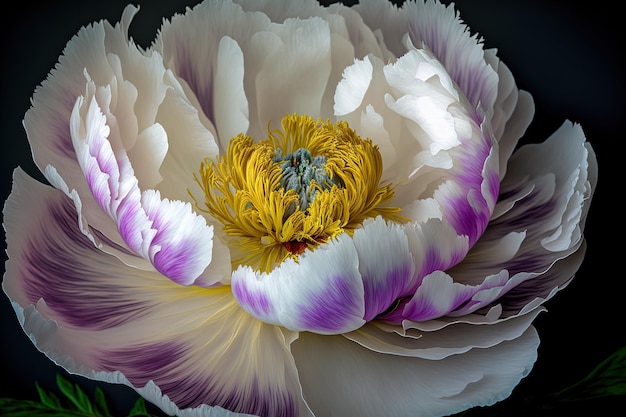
[449,121,597,315]
[3,169,310,417]
[231,233,365,335]
[347,306,543,360]
[382,122,596,323]
[23,5,222,273]
[292,325,540,417]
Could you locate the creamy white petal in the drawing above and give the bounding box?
[347,307,543,360]
[334,56,373,116]
[158,0,332,139]
[233,0,324,22]
[250,17,332,135]
[352,0,409,58]
[293,325,540,417]
[127,123,168,189]
[214,36,249,146]
[336,54,404,177]
[3,171,309,417]
[153,81,221,204]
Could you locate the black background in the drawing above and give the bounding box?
[1,1,622,416]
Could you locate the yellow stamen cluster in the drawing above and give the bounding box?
[192,114,404,272]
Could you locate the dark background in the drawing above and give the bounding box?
[1,1,622,416]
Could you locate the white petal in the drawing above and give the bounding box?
[334,56,373,116]
[251,17,332,134]
[154,83,221,204]
[214,36,249,147]
[352,217,416,321]
[127,123,168,189]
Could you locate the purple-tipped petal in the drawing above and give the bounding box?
[351,218,416,321]
[70,88,215,286]
[232,233,365,335]
[388,271,476,322]
[449,121,597,314]
[404,0,499,116]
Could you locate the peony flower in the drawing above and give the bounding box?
[2,0,598,416]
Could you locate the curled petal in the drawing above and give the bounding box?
[71,89,215,286]
[232,233,365,335]
[450,121,597,314]
[388,271,476,322]
[404,0,499,115]
[352,217,416,321]
[347,306,544,360]
[335,43,500,250]
[334,55,373,116]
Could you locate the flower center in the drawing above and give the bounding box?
[273,147,340,214]
[193,113,404,272]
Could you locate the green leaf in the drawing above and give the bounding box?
[548,346,626,402]
[35,381,62,410]
[56,373,94,414]
[127,397,151,417]
[0,397,93,417]
[0,374,167,417]
[93,387,113,417]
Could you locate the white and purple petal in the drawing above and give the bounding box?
[70,89,215,286]
[351,217,416,321]
[23,6,146,245]
[23,5,223,277]
[3,170,309,417]
[449,121,597,315]
[334,38,500,252]
[232,233,365,335]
